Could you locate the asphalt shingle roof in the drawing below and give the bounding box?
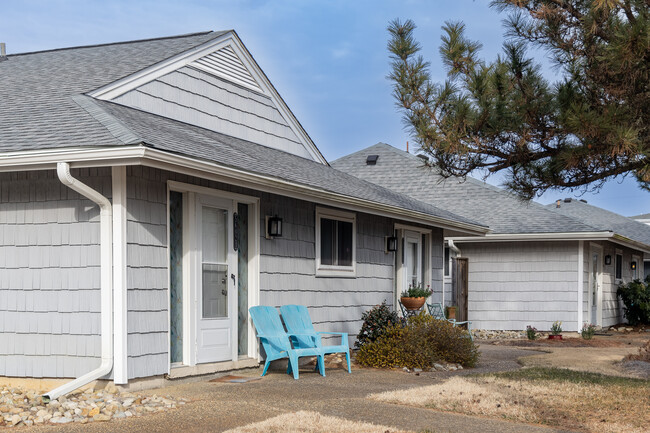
[0,33,483,229]
[0,31,224,152]
[548,200,650,247]
[332,143,601,235]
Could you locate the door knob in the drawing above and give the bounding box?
[231,273,236,284]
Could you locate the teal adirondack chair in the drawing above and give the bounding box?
[249,306,326,379]
[280,305,351,374]
[427,302,474,340]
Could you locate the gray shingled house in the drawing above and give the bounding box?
[333,143,650,332]
[0,32,488,396]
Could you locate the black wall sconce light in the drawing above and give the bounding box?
[385,236,397,253]
[604,255,612,265]
[265,215,283,239]
[631,261,637,270]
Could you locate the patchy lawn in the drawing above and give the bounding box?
[369,367,650,433]
[222,410,410,433]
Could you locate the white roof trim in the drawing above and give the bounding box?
[87,31,327,165]
[0,146,488,236]
[449,232,650,254]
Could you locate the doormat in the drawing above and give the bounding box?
[209,375,262,383]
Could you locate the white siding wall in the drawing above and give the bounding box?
[461,241,580,331]
[596,241,640,327]
[0,169,109,378]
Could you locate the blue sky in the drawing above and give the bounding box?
[1,0,647,216]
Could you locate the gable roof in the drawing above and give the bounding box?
[0,30,326,164]
[0,34,487,235]
[548,200,650,248]
[0,31,224,152]
[332,143,600,235]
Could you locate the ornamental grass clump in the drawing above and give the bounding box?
[356,313,479,369]
[355,301,402,349]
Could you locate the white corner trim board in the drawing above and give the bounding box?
[44,162,114,400]
[112,166,128,384]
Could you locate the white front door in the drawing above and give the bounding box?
[404,231,422,289]
[196,195,236,364]
[589,245,603,327]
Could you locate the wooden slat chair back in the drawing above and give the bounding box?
[249,306,326,379]
[280,305,351,374]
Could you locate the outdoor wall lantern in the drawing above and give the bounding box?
[604,255,612,265]
[385,236,398,253]
[266,215,283,238]
[631,261,637,270]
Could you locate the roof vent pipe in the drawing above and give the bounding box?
[44,163,113,401]
[556,199,561,208]
[0,43,6,61]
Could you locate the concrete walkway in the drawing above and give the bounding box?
[31,345,576,433]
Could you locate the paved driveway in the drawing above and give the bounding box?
[31,345,575,433]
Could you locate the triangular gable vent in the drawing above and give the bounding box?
[190,45,262,92]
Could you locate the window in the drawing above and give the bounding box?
[316,208,356,276]
[615,253,623,280]
[444,247,450,277]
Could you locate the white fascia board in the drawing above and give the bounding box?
[228,32,328,165]
[88,33,236,100]
[450,232,650,254]
[0,145,488,235]
[87,31,327,165]
[0,146,146,172]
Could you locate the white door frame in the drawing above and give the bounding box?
[167,181,260,369]
[588,243,603,327]
[394,224,432,310]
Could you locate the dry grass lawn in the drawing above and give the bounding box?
[370,368,650,433]
[222,410,410,433]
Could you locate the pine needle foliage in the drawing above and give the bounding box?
[388,0,649,199]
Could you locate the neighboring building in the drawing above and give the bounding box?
[553,205,650,281]
[0,33,488,394]
[333,143,650,332]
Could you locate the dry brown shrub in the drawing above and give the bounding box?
[625,340,650,362]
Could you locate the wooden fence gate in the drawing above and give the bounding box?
[452,257,469,322]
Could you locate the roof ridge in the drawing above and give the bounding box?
[7,31,223,57]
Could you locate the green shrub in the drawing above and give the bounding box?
[356,313,480,368]
[581,322,596,340]
[400,282,433,298]
[355,301,402,349]
[526,325,538,340]
[617,277,650,325]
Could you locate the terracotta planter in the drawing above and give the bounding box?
[447,306,457,320]
[548,334,563,340]
[400,297,426,310]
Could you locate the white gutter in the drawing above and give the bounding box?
[44,163,113,400]
[0,145,489,236]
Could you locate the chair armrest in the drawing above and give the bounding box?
[317,331,348,345]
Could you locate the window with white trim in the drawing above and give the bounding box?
[316,207,356,277]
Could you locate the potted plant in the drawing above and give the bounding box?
[548,321,563,340]
[446,306,457,320]
[400,283,433,310]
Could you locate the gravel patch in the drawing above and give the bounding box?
[0,385,187,427]
[621,360,650,379]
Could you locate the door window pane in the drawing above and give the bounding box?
[202,264,228,318]
[169,191,183,363]
[409,242,418,287]
[202,207,227,263]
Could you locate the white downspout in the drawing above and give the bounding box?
[446,239,462,308]
[44,163,113,400]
